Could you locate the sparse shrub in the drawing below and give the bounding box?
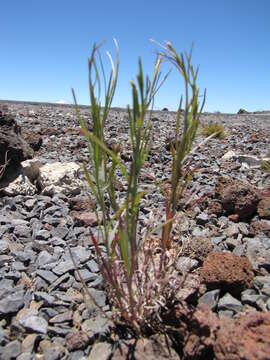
[72,40,205,333]
[200,122,225,139]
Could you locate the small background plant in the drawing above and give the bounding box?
[200,121,225,139]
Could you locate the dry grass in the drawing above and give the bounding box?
[200,122,225,139]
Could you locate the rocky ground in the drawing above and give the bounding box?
[0,101,270,359]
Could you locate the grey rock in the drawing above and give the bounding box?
[51,226,69,239]
[37,250,56,267]
[246,236,270,269]
[52,260,75,275]
[81,314,111,339]
[232,245,245,256]
[218,310,234,318]
[88,342,111,360]
[262,283,270,296]
[225,224,239,237]
[218,293,243,313]
[254,275,270,289]
[17,353,34,360]
[36,270,58,284]
[69,246,91,264]
[74,269,97,283]
[0,279,14,290]
[0,327,9,346]
[225,237,239,250]
[199,289,220,310]
[0,239,9,254]
[36,230,51,240]
[196,212,209,225]
[20,315,48,334]
[176,257,199,273]
[34,292,55,305]
[0,339,21,360]
[86,259,99,273]
[13,225,31,238]
[49,310,73,324]
[0,290,25,315]
[48,273,70,292]
[70,350,85,360]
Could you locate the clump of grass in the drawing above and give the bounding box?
[153,41,206,248]
[200,122,225,139]
[72,40,205,334]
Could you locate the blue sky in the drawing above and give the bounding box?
[1,0,269,113]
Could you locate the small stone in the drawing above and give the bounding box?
[81,315,111,338]
[20,315,48,334]
[88,342,111,360]
[262,283,270,296]
[21,334,39,353]
[36,230,51,240]
[176,257,199,273]
[17,353,33,360]
[52,260,75,275]
[196,212,209,225]
[34,292,55,305]
[0,290,25,315]
[38,340,66,360]
[74,269,97,283]
[49,310,73,324]
[86,259,99,273]
[36,270,58,284]
[66,331,90,351]
[225,224,239,237]
[257,197,270,219]
[199,289,220,310]
[37,250,56,267]
[218,293,243,313]
[0,340,21,359]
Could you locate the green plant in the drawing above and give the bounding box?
[154,42,206,249]
[200,122,225,139]
[261,159,270,172]
[72,40,205,333]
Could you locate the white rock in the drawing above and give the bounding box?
[2,174,36,196]
[222,150,236,160]
[37,162,83,196]
[21,159,42,182]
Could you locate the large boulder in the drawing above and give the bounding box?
[0,112,33,178]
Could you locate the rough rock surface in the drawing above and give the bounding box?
[214,311,270,360]
[215,176,259,219]
[200,251,254,295]
[0,112,33,176]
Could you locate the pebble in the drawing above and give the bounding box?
[218,293,243,313]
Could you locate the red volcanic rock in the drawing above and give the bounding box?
[66,331,90,351]
[215,176,258,220]
[200,251,254,295]
[183,304,219,359]
[214,311,270,360]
